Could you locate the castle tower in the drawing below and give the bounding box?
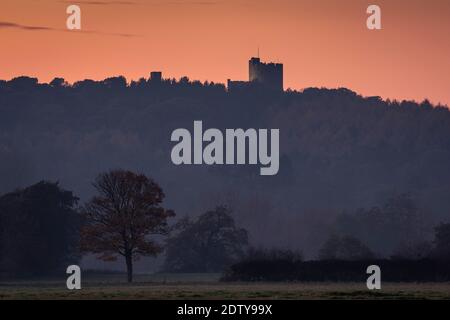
[249,57,283,92]
[227,57,284,92]
[150,71,162,82]
[249,57,261,83]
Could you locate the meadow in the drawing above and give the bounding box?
[1,273,450,300]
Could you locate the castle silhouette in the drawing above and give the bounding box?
[149,57,284,92]
[228,57,284,92]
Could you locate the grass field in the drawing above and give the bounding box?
[1,273,450,300]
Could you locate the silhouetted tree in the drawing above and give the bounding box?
[103,76,127,90]
[80,170,174,282]
[49,78,67,88]
[391,241,433,260]
[334,194,428,256]
[433,223,450,260]
[0,181,80,277]
[164,206,248,273]
[0,205,4,274]
[7,76,38,90]
[318,235,374,260]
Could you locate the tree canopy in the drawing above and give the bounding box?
[164,206,248,273]
[0,181,79,278]
[80,169,174,282]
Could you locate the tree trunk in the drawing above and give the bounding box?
[125,253,133,283]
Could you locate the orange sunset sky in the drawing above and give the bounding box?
[1,0,449,105]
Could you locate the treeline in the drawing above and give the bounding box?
[2,74,450,266]
[1,174,450,282]
[319,194,433,260]
[223,260,450,282]
[0,172,249,281]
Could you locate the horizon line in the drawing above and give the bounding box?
[1,74,446,107]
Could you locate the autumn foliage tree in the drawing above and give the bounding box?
[80,170,175,282]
